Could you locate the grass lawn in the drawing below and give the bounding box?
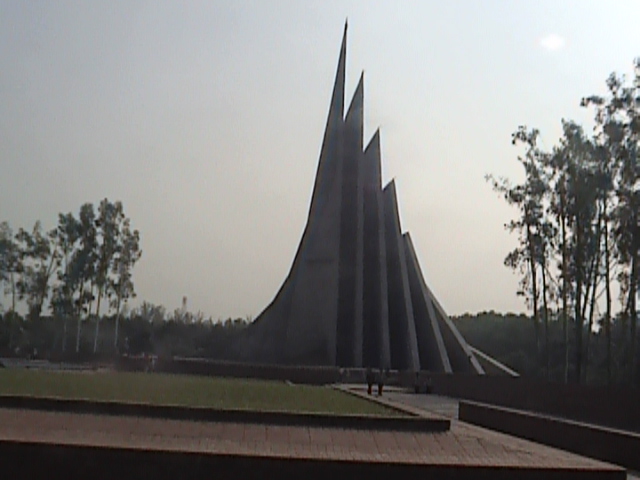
[0,369,400,416]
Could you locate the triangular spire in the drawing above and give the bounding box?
[365,128,380,152]
[383,179,396,197]
[382,179,420,371]
[365,129,382,188]
[402,231,453,373]
[307,25,348,218]
[345,72,364,152]
[328,24,347,128]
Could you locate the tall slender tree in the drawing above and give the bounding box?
[583,63,640,384]
[111,218,141,351]
[70,203,97,353]
[0,222,21,316]
[547,145,573,382]
[487,126,550,374]
[51,213,81,353]
[15,222,59,323]
[92,199,125,353]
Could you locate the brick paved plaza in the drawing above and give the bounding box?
[0,404,625,479]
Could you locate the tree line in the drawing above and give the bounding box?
[453,311,629,386]
[488,59,640,386]
[0,198,141,355]
[0,299,250,360]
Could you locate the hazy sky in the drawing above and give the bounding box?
[2,1,640,319]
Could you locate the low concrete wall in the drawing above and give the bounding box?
[0,395,450,432]
[418,374,640,433]
[460,401,640,472]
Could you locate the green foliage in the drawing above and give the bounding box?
[15,222,59,322]
[0,304,251,360]
[0,370,398,415]
[0,222,21,313]
[488,57,640,386]
[1,198,142,355]
[454,311,632,385]
[454,312,538,374]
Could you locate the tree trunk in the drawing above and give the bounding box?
[574,219,584,384]
[62,316,67,353]
[87,280,95,322]
[80,281,96,354]
[92,320,100,354]
[541,262,550,380]
[629,231,638,385]
[604,209,612,385]
[561,206,570,384]
[8,314,14,350]
[35,254,57,324]
[584,225,601,385]
[10,271,16,313]
[75,314,82,353]
[75,284,84,353]
[584,212,602,384]
[95,289,103,317]
[114,293,122,351]
[93,289,103,353]
[526,222,541,374]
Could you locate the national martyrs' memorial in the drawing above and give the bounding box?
[232,24,485,374]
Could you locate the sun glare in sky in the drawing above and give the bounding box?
[539,33,566,51]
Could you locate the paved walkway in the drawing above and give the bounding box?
[343,386,460,419]
[0,402,622,474]
[383,390,460,418]
[352,386,639,480]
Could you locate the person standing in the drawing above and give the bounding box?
[365,367,375,395]
[376,368,385,396]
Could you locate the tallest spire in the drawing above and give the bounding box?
[329,19,348,124]
[307,23,347,216]
[318,22,348,146]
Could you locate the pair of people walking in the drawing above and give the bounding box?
[365,367,386,396]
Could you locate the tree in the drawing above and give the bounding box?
[111,217,141,351]
[583,62,640,384]
[557,121,601,383]
[487,126,550,375]
[92,199,125,353]
[15,221,59,323]
[546,144,573,382]
[0,222,24,350]
[69,203,98,353]
[135,301,167,324]
[51,212,81,352]
[0,222,21,315]
[490,121,606,384]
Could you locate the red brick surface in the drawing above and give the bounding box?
[0,407,622,471]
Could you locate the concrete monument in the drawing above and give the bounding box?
[233,24,484,373]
